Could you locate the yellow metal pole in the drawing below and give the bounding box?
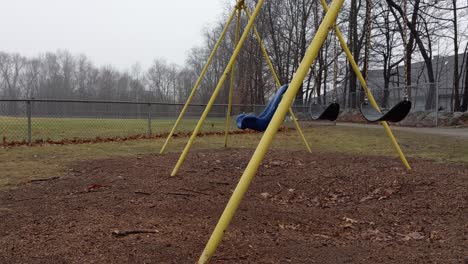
[160,8,238,154]
[288,109,312,152]
[319,0,411,170]
[224,8,242,148]
[171,0,266,177]
[243,6,312,153]
[197,0,344,262]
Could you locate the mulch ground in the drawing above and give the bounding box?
[0,149,467,263]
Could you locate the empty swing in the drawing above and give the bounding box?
[309,32,340,121]
[359,0,411,123]
[360,99,411,122]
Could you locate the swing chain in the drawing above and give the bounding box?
[402,0,409,101]
[332,33,338,103]
[364,0,372,91]
[312,52,320,105]
[362,0,372,105]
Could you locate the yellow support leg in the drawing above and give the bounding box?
[288,108,312,152]
[319,0,411,170]
[197,0,344,262]
[171,0,266,177]
[159,7,238,154]
[224,8,242,148]
[243,6,312,153]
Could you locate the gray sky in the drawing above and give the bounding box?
[0,0,227,70]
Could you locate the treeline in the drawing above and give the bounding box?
[237,0,468,111]
[1,0,468,111]
[0,51,199,103]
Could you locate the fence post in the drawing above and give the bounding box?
[435,83,439,127]
[147,103,152,136]
[26,100,32,145]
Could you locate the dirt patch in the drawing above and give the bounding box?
[0,149,467,263]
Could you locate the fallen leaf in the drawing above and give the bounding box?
[430,231,441,241]
[407,231,425,240]
[359,195,374,203]
[343,217,358,223]
[399,231,425,241]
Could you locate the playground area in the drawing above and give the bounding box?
[0,125,467,263]
[1,0,468,262]
[0,145,467,263]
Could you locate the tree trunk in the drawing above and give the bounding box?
[348,0,359,108]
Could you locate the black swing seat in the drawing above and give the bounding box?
[309,102,340,121]
[360,100,412,122]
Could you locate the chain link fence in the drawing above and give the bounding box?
[1,83,463,144]
[0,99,309,144]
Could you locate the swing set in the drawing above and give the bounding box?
[310,0,412,122]
[158,0,413,262]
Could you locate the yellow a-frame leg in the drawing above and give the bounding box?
[159,6,238,154]
[223,7,242,148]
[319,0,411,170]
[243,6,312,153]
[197,0,345,262]
[171,0,266,177]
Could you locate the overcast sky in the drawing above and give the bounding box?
[0,0,227,70]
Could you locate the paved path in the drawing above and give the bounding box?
[335,122,468,139]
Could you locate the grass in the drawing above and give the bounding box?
[0,116,238,142]
[1,123,467,189]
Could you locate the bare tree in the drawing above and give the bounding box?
[146,59,178,102]
[19,58,41,99]
[371,2,405,107]
[0,53,25,99]
[386,0,449,109]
